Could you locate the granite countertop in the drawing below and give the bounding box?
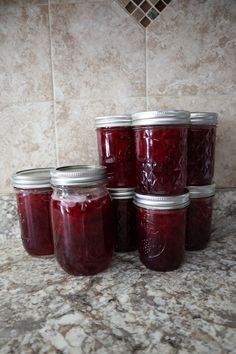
[0,212,236,354]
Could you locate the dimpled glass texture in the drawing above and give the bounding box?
[133,125,188,195]
[51,185,114,275]
[187,125,216,185]
[15,188,54,256]
[96,127,136,187]
[186,196,214,251]
[136,206,187,271]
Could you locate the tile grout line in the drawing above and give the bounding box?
[48,0,59,167]
[145,29,148,110]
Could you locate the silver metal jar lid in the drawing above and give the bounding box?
[190,112,218,125]
[188,184,216,198]
[108,188,135,199]
[132,110,190,126]
[95,115,132,128]
[133,192,190,210]
[12,168,53,189]
[51,165,107,186]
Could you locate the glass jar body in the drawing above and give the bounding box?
[136,206,187,271]
[187,125,216,185]
[15,187,54,256]
[133,125,188,195]
[112,198,137,252]
[96,127,136,187]
[50,184,114,275]
[186,196,214,251]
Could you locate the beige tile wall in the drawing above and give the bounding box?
[0,0,235,193]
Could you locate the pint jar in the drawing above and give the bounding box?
[108,188,137,253]
[50,165,114,276]
[134,192,189,271]
[132,111,190,195]
[187,112,218,185]
[96,115,136,188]
[186,184,215,251]
[13,168,54,256]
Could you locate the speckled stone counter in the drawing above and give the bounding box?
[0,210,236,353]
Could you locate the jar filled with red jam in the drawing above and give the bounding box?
[134,192,189,271]
[132,110,190,195]
[13,168,54,256]
[187,112,218,185]
[96,115,136,188]
[108,188,137,253]
[50,165,114,276]
[186,184,215,251]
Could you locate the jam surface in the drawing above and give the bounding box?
[136,206,187,271]
[51,191,114,275]
[186,196,214,251]
[187,125,216,185]
[15,188,54,256]
[96,127,136,187]
[112,198,137,252]
[133,126,188,195]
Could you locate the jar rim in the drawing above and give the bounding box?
[108,187,135,199]
[95,115,132,128]
[132,110,190,126]
[51,165,107,186]
[188,184,216,198]
[133,192,190,210]
[190,112,218,125]
[12,167,53,189]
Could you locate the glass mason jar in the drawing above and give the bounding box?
[187,112,218,185]
[50,165,114,276]
[132,110,190,195]
[134,192,189,271]
[96,115,136,188]
[108,188,137,253]
[186,184,215,251]
[12,168,54,256]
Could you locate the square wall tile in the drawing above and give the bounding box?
[56,97,146,166]
[0,102,56,193]
[0,3,52,103]
[50,0,145,101]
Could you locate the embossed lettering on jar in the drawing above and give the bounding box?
[186,184,215,251]
[187,112,218,186]
[96,115,136,188]
[134,192,189,271]
[50,166,114,276]
[13,168,54,256]
[132,111,190,195]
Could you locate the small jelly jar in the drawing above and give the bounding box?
[108,188,137,253]
[132,110,190,195]
[50,165,114,276]
[13,168,54,256]
[186,184,215,251]
[134,192,189,271]
[187,112,218,185]
[96,115,136,188]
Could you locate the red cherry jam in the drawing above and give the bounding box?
[187,112,217,186]
[186,185,215,251]
[50,166,114,276]
[13,168,54,256]
[109,188,137,252]
[132,111,190,195]
[134,192,189,271]
[96,116,136,187]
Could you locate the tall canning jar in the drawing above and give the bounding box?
[132,110,190,195]
[186,184,215,251]
[187,112,218,185]
[96,115,136,188]
[50,165,114,276]
[13,168,54,256]
[134,192,189,271]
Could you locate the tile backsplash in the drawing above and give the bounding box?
[0,0,235,193]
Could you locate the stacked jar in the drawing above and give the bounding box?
[186,112,218,250]
[132,111,190,271]
[96,115,137,252]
